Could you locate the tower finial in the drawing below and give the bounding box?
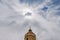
[29,26,32,32]
[30,26,31,29]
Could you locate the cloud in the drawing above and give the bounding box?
[19,0,44,6]
[0,0,60,40]
[51,0,60,5]
[41,6,48,11]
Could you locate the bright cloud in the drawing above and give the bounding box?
[0,0,60,40]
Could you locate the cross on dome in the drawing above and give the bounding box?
[29,26,32,32]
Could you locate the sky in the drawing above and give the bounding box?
[0,0,60,40]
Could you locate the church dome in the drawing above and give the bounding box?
[24,27,36,40]
[25,28,36,36]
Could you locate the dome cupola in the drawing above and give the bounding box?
[24,26,36,40]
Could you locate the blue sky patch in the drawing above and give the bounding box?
[55,12,60,16]
[52,0,60,5]
[19,0,44,5]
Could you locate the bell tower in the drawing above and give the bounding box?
[24,27,36,40]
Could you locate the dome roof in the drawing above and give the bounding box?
[25,28,36,36]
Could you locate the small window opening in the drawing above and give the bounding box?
[27,38,28,40]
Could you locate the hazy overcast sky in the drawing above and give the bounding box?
[0,0,60,40]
